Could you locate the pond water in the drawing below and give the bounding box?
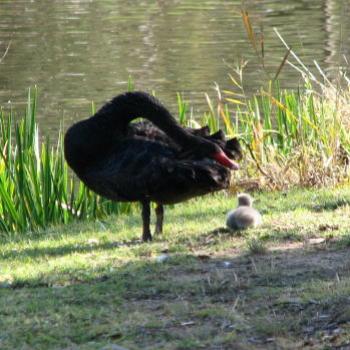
[0,0,349,132]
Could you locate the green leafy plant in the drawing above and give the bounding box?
[0,88,131,235]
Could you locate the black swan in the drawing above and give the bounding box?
[64,91,242,241]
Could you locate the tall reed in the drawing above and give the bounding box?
[0,88,131,235]
[201,65,350,189]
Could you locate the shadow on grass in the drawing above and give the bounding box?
[0,238,146,261]
[2,243,350,349]
[310,198,350,212]
[0,205,230,262]
[0,212,143,243]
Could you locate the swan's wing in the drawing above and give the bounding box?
[83,138,230,203]
[148,158,231,204]
[104,157,229,204]
[129,122,242,161]
[128,121,211,149]
[83,138,177,201]
[127,121,177,148]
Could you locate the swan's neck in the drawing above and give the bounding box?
[95,91,193,147]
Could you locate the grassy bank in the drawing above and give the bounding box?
[1,187,350,349]
[2,70,350,235]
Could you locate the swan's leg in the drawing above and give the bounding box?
[155,204,164,235]
[141,201,152,242]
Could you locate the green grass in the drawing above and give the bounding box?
[2,186,350,349]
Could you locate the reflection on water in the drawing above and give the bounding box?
[0,0,349,132]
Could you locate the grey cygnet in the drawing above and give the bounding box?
[226,193,262,230]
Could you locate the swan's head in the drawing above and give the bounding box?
[200,140,240,170]
[200,130,242,168]
[224,138,243,161]
[212,150,240,170]
[237,193,253,207]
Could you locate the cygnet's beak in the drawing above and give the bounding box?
[213,151,240,170]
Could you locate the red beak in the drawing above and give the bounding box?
[213,151,240,170]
